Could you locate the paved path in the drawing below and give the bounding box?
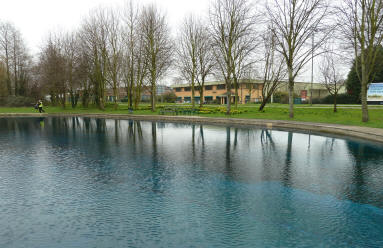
[2,113,383,144]
[120,103,383,109]
[259,105,383,109]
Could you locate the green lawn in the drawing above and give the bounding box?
[1,103,383,129]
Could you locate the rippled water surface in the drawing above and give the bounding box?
[0,117,383,248]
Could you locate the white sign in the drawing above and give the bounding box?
[367,83,383,102]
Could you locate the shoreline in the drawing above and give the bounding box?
[2,113,383,144]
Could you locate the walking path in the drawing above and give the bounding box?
[2,113,383,144]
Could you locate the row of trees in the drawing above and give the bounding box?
[0,21,31,97]
[1,0,382,123]
[177,0,383,121]
[36,3,173,111]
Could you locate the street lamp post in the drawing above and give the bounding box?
[310,32,314,106]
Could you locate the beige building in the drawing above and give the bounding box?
[171,80,263,104]
[171,80,345,104]
[276,82,346,101]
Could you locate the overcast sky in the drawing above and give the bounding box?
[0,0,349,82]
[0,0,209,55]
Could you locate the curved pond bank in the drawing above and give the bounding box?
[1,113,383,144]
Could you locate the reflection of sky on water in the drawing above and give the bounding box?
[0,117,383,247]
[1,117,383,208]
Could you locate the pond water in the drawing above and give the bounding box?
[0,117,382,248]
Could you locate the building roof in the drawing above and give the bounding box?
[170,79,264,88]
[170,79,327,89]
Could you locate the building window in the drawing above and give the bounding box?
[217,84,225,90]
[175,88,182,92]
[204,96,213,103]
[246,83,259,90]
[205,85,212,90]
[184,87,191,91]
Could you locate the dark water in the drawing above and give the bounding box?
[0,117,382,248]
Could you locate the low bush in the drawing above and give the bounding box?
[136,105,156,111]
[161,92,177,103]
[320,93,357,104]
[273,92,299,104]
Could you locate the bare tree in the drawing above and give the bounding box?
[105,8,122,109]
[0,22,31,97]
[132,31,148,109]
[38,33,67,107]
[0,62,7,96]
[177,15,199,108]
[79,8,110,110]
[13,36,31,97]
[122,0,139,109]
[338,0,383,122]
[177,15,215,108]
[62,31,79,108]
[209,0,257,114]
[241,70,256,103]
[121,0,148,109]
[195,23,215,107]
[11,29,20,96]
[0,22,13,95]
[319,52,344,112]
[77,50,92,108]
[266,0,330,118]
[259,28,287,111]
[140,4,173,112]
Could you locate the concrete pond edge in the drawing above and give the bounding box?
[2,113,383,144]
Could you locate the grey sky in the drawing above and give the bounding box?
[0,0,349,82]
[0,0,209,55]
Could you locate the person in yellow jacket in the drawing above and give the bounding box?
[37,100,45,113]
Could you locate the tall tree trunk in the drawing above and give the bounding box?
[13,50,17,96]
[288,67,294,118]
[333,93,337,113]
[151,77,156,112]
[62,89,66,109]
[134,71,144,109]
[191,74,195,108]
[82,90,89,108]
[248,84,252,103]
[98,81,105,110]
[234,77,239,108]
[259,94,271,111]
[113,86,118,110]
[128,83,133,109]
[361,81,369,122]
[5,48,11,96]
[199,88,204,108]
[134,86,142,109]
[70,91,75,108]
[226,80,232,115]
[99,98,105,110]
[129,64,134,109]
[6,78,11,96]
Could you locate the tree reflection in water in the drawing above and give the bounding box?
[1,117,383,208]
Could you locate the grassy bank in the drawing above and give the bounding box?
[1,103,383,129]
